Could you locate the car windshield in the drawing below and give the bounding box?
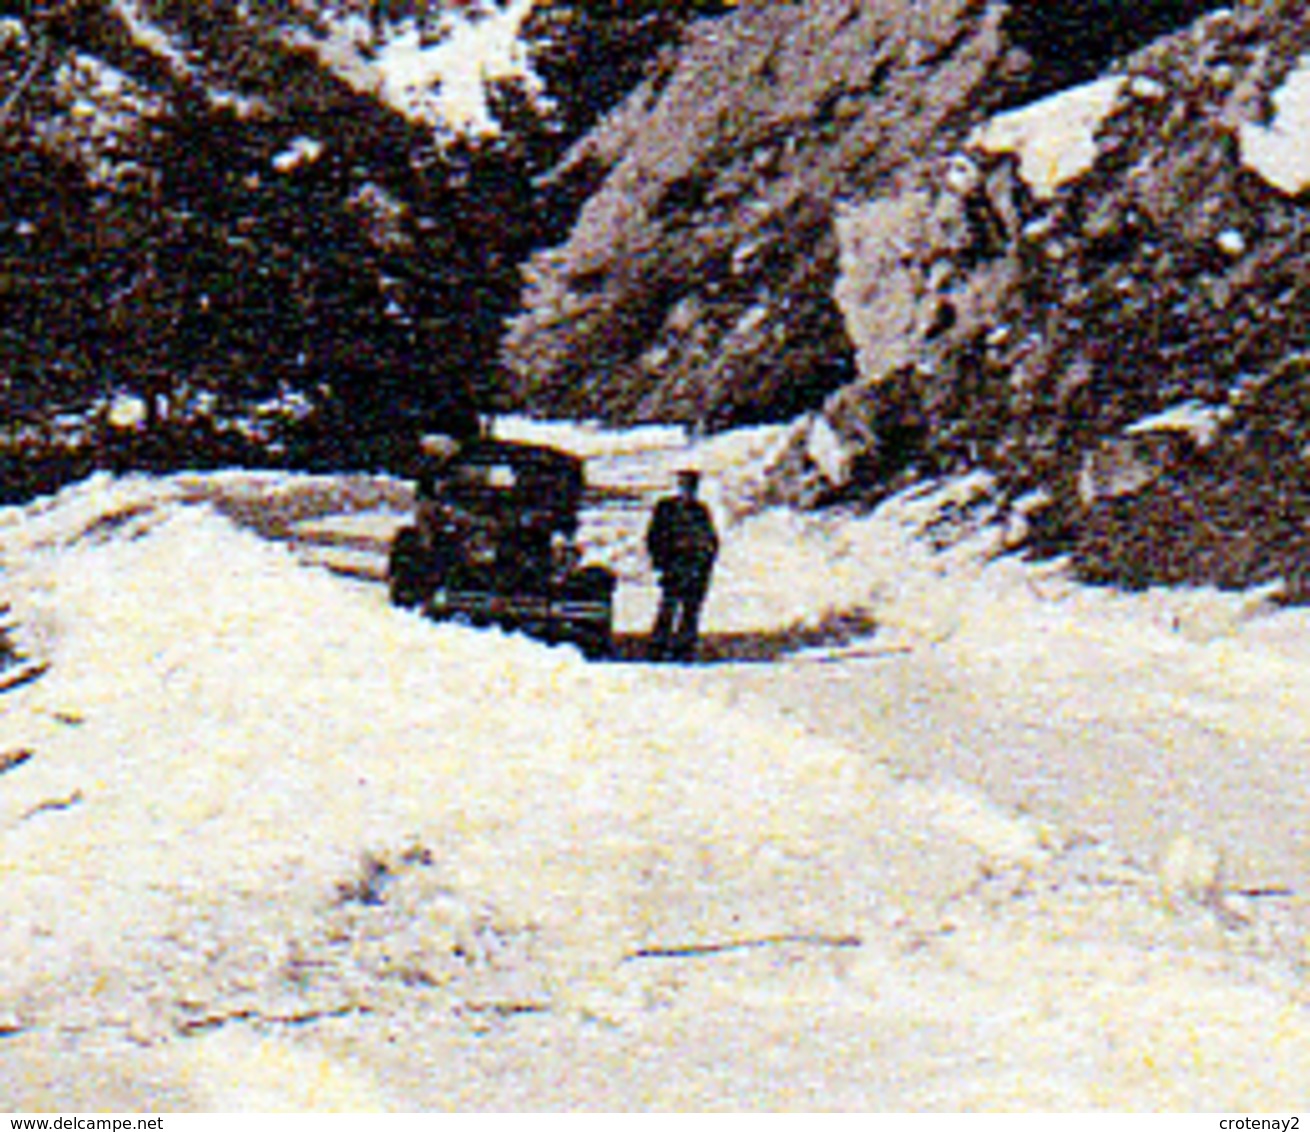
[420,443,583,532]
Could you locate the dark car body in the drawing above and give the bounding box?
[388,438,616,657]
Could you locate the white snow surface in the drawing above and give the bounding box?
[1241,54,1310,196]
[970,77,1125,199]
[272,137,325,174]
[292,1,543,136]
[1124,400,1229,447]
[2,436,1310,1110]
[59,0,543,146]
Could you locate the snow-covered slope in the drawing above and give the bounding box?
[30,0,545,167]
[2,453,1309,1110]
[283,0,544,137]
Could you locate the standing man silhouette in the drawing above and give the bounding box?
[645,469,719,662]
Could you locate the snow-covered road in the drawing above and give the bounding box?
[648,640,1309,902]
[2,425,1309,1110]
[246,423,1310,901]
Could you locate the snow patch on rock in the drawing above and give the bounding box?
[1124,400,1229,447]
[272,137,325,174]
[1240,54,1310,196]
[291,1,543,137]
[805,414,856,490]
[970,76,1126,199]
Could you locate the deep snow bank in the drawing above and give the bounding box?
[1,474,1309,1109]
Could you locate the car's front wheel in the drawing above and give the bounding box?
[388,526,430,609]
[564,566,616,660]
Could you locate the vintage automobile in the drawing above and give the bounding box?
[387,436,616,658]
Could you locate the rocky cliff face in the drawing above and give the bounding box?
[506,0,1310,594]
[503,0,1021,426]
[812,0,1310,591]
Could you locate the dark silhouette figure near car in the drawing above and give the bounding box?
[646,469,719,662]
